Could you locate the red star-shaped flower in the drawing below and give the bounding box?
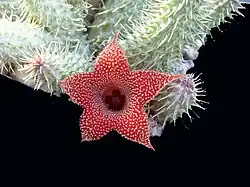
[60,33,184,150]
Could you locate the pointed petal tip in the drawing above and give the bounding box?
[172,74,185,79]
[80,133,88,142]
[166,73,185,84]
[59,79,66,89]
[59,79,64,85]
[113,31,119,40]
[146,143,155,151]
[109,31,120,44]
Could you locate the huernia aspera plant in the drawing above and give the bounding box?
[0,0,249,146]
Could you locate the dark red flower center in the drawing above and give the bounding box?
[102,86,126,111]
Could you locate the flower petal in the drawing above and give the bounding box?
[129,70,184,105]
[113,105,154,150]
[60,72,105,107]
[94,32,130,79]
[80,108,112,141]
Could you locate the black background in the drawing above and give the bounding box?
[1,4,249,185]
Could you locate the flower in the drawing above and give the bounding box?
[60,32,184,150]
